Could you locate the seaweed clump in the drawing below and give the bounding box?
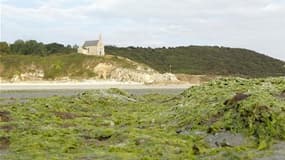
[176,77,285,144]
[1,78,285,159]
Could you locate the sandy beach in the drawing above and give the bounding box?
[0,80,194,91]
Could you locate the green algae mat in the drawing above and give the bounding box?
[1,78,285,160]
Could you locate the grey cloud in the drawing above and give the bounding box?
[1,0,285,60]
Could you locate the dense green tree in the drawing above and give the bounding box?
[10,40,25,54]
[65,44,75,53]
[0,42,10,54]
[25,40,47,55]
[46,43,65,54]
[73,45,79,50]
[7,40,76,55]
[10,40,47,55]
[45,43,76,54]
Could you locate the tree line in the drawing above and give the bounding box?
[0,40,78,55]
[106,46,285,77]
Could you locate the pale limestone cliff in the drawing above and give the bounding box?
[91,62,178,84]
[3,59,179,84]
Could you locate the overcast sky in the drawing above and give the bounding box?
[1,0,284,60]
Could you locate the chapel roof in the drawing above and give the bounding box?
[83,40,99,47]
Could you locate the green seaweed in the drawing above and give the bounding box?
[1,78,285,159]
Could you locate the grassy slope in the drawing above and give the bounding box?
[0,53,137,80]
[1,78,285,159]
[106,46,285,77]
[2,45,284,80]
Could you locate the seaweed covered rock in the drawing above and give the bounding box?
[205,132,246,148]
[175,77,285,142]
[77,88,137,103]
[1,78,285,160]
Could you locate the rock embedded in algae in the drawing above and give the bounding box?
[205,132,246,148]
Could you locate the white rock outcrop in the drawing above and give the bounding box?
[93,63,179,84]
[5,62,179,84]
[20,69,44,81]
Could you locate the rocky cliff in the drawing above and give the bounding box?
[0,54,179,84]
[93,63,178,84]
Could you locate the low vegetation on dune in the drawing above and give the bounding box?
[0,54,137,80]
[106,46,285,77]
[0,53,178,84]
[1,78,285,159]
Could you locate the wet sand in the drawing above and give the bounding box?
[0,80,193,91]
[0,81,194,99]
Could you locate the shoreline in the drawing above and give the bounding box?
[0,80,194,91]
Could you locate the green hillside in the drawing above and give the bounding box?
[1,40,285,78]
[0,54,137,80]
[106,46,285,77]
